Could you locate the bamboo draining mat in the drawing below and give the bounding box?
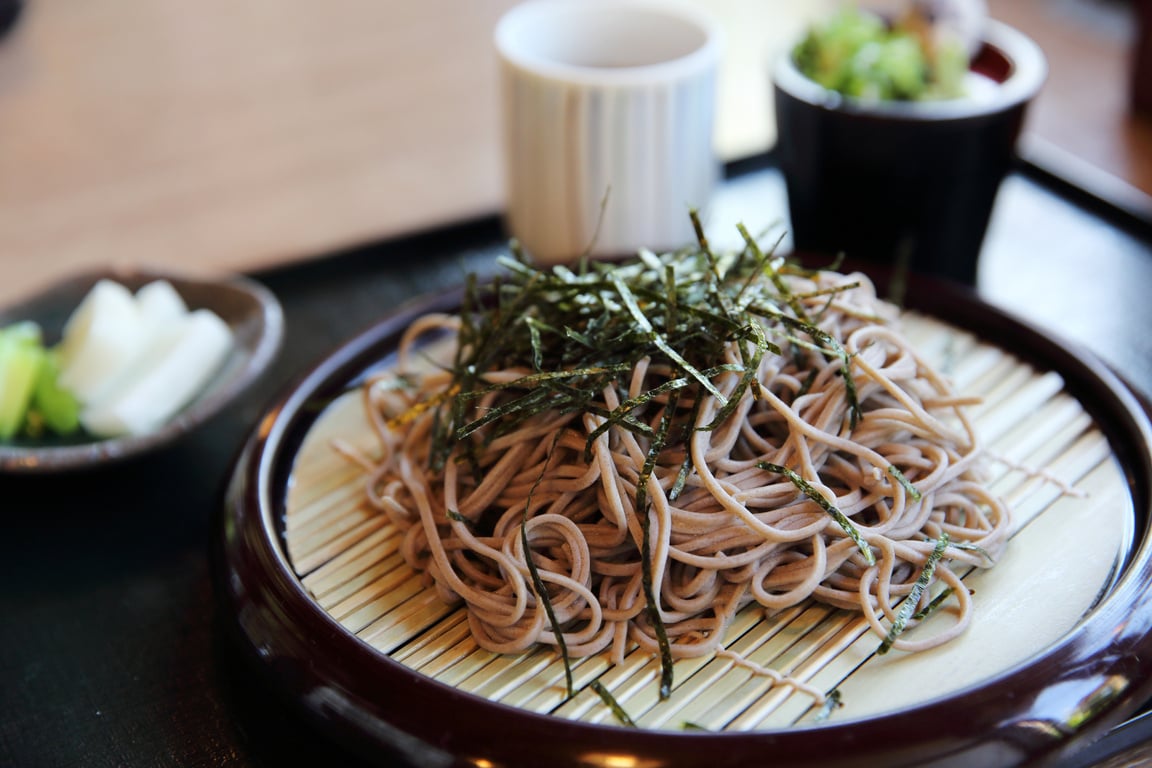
[282,312,1130,730]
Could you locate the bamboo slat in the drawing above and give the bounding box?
[281,313,1132,731]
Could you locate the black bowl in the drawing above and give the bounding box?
[773,20,1046,285]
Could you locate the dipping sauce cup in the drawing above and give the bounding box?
[495,0,722,265]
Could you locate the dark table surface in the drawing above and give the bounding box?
[4,158,1152,768]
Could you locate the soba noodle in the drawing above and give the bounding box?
[337,245,1010,698]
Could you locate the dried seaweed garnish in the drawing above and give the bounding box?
[738,223,810,325]
[791,280,861,304]
[423,227,853,476]
[750,308,862,429]
[521,434,575,696]
[912,587,955,621]
[949,540,994,563]
[691,210,742,326]
[758,462,875,565]
[397,223,877,698]
[453,365,630,441]
[610,273,728,407]
[669,394,705,502]
[736,230,788,307]
[636,389,681,700]
[590,680,637,727]
[813,688,843,722]
[583,363,742,461]
[887,464,923,502]
[525,315,547,371]
[387,382,461,433]
[878,532,951,655]
[703,322,777,430]
[796,368,819,400]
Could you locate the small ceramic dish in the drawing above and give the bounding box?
[0,266,284,473]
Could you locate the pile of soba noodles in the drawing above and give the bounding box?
[344,234,1010,692]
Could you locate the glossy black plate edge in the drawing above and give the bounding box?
[215,269,1152,768]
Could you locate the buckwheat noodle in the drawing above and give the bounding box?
[336,266,1009,697]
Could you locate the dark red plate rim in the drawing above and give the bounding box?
[215,266,1152,768]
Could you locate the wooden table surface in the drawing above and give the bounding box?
[0,0,826,307]
[2,0,1147,310]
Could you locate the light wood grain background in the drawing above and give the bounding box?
[0,0,1144,307]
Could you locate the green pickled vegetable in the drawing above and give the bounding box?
[793,7,968,101]
[0,321,82,440]
[30,350,81,436]
[0,323,47,440]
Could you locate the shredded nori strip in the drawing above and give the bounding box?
[423,225,855,475]
[878,532,951,654]
[521,436,575,696]
[635,389,681,700]
[949,540,994,563]
[703,322,776,430]
[750,308,862,429]
[590,680,637,727]
[912,587,955,621]
[758,462,875,565]
[738,223,810,324]
[887,464,923,502]
[813,688,843,723]
[610,273,728,407]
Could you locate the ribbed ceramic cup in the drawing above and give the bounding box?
[495,0,721,265]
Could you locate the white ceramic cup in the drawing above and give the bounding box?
[495,0,722,264]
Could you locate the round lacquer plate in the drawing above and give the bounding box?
[216,271,1152,768]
